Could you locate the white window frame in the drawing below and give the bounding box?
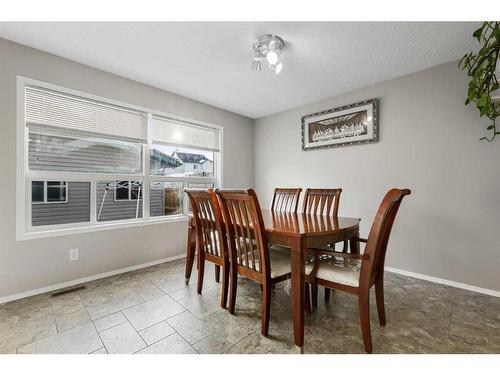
[16,76,223,241]
[31,181,68,204]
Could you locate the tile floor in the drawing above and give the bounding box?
[1,259,499,354]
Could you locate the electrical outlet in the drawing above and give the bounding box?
[69,248,79,262]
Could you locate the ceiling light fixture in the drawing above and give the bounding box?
[251,34,285,74]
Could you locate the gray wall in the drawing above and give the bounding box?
[255,62,500,292]
[0,38,254,299]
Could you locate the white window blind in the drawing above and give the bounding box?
[151,116,220,152]
[25,86,148,141]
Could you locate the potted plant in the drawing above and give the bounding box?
[459,21,500,142]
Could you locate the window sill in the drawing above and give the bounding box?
[17,215,190,241]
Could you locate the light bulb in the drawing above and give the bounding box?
[266,50,279,65]
[274,62,283,74]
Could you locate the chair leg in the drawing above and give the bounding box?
[305,283,312,314]
[215,265,220,283]
[358,289,373,353]
[184,226,196,285]
[261,283,272,337]
[220,265,229,309]
[228,270,238,314]
[311,283,318,311]
[375,278,386,326]
[324,287,331,302]
[197,255,205,295]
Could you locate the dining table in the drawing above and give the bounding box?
[184,209,361,353]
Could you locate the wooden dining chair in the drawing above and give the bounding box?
[217,188,292,336]
[185,189,230,309]
[271,188,302,213]
[305,188,411,353]
[302,188,347,304]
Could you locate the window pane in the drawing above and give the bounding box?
[31,181,44,203]
[150,144,214,178]
[97,181,143,222]
[114,181,130,201]
[29,126,142,174]
[149,182,183,217]
[31,182,90,226]
[46,181,67,202]
[131,184,142,200]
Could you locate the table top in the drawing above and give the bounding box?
[260,209,360,237]
[188,210,360,238]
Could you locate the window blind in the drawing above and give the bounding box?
[25,86,148,141]
[151,116,220,152]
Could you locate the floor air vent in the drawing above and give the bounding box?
[51,285,86,297]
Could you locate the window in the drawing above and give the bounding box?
[17,78,222,239]
[113,181,142,201]
[31,181,68,204]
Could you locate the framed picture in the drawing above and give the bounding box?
[301,99,378,151]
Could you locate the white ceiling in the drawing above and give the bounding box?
[0,22,478,118]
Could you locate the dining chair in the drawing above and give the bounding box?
[185,188,230,309]
[217,188,292,336]
[270,187,302,213]
[305,188,411,353]
[302,188,347,305]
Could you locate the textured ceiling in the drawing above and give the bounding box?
[0,22,479,118]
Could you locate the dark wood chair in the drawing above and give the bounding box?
[302,188,347,305]
[185,188,230,309]
[305,188,411,353]
[302,188,342,216]
[271,188,302,213]
[216,188,291,336]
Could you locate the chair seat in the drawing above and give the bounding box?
[240,244,291,278]
[269,245,291,279]
[305,255,362,287]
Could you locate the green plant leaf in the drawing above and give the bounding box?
[473,26,484,41]
[477,95,488,107]
[460,21,500,141]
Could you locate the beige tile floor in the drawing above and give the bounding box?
[1,258,499,354]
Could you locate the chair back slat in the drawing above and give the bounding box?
[185,189,227,260]
[217,189,270,280]
[302,188,342,216]
[360,188,411,284]
[271,188,302,213]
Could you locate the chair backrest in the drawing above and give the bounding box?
[185,188,227,261]
[360,188,411,286]
[217,188,270,282]
[270,188,302,213]
[302,188,342,216]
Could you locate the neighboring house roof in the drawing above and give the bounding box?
[151,149,182,168]
[172,152,212,164]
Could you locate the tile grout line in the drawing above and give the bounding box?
[90,319,107,354]
[121,311,149,350]
[16,297,61,353]
[446,288,456,340]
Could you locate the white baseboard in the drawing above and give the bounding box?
[0,253,187,304]
[2,256,498,304]
[386,266,500,298]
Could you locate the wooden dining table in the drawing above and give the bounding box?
[184,209,361,352]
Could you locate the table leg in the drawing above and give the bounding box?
[350,230,360,255]
[184,224,196,285]
[290,236,305,353]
